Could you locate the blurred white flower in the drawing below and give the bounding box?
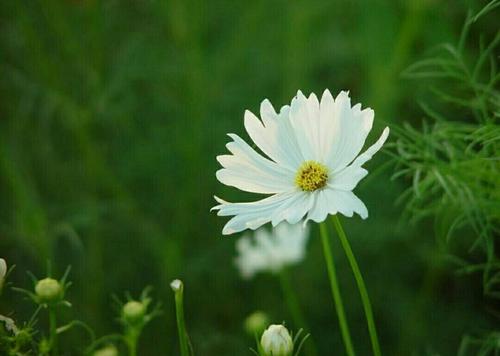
[235,223,309,279]
[260,324,293,356]
[213,90,389,234]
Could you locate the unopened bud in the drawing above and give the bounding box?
[260,324,293,356]
[93,345,119,356]
[0,259,6,279]
[35,278,63,303]
[15,329,32,347]
[244,311,269,336]
[0,259,6,291]
[170,279,183,292]
[39,338,51,354]
[123,301,146,324]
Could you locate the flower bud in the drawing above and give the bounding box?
[93,345,119,356]
[122,301,146,324]
[260,324,294,356]
[15,329,32,347]
[39,338,51,354]
[0,259,6,279]
[244,311,269,336]
[170,279,183,292]
[35,278,63,303]
[0,258,6,291]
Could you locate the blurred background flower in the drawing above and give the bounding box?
[235,223,310,279]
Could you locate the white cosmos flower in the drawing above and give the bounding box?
[235,222,309,279]
[213,89,389,235]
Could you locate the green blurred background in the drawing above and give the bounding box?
[0,0,497,355]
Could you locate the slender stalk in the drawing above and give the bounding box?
[331,215,382,356]
[319,222,355,356]
[49,307,58,356]
[279,269,318,356]
[173,281,189,356]
[125,329,139,356]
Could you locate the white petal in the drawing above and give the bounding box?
[306,188,368,222]
[306,92,321,158]
[260,99,277,127]
[289,91,318,160]
[305,190,332,223]
[216,134,294,194]
[318,89,335,161]
[270,191,314,226]
[328,127,389,191]
[243,110,299,171]
[213,192,309,235]
[323,91,375,171]
[333,190,368,219]
[329,167,368,191]
[216,155,291,194]
[274,106,304,169]
[347,127,390,169]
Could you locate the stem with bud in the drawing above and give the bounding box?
[172,280,189,356]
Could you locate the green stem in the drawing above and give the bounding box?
[126,330,138,356]
[173,282,189,356]
[319,222,355,356]
[331,215,382,356]
[125,328,139,356]
[49,308,58,356]
[279,269,318,356]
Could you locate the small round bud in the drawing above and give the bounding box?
[260,324,294,356]
[35,278,63,303]
[93,345,119,356]
[244,311,269,336]
[170,279,183,292]
[0,259,6,279]
[122,301,146,324]
[15,329,32,347]
[0,258,6,291]
[39,338,51,354]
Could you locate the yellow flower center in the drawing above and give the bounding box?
[295,161,329,192]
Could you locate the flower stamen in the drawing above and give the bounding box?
[295,161,329,192]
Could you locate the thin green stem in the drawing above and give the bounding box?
[319,222,355,356]
[49,307,58,356]
[331,215,382,356]
[126,329,139,356]
[279,269,318,356]
[173,282,189,356]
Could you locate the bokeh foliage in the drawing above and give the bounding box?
[0,0,498,355]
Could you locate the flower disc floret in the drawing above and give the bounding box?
[295,160,329,191]
[123,301,146,323]
[35,278,63,303]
